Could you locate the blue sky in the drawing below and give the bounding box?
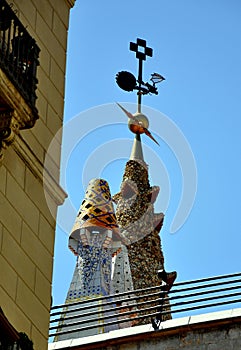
[51,0,241,306]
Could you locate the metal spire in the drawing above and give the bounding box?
[129,134,144,161]
[116,38,165,155]
[129,38,153,112]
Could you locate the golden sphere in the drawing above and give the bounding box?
[128,112,149,134]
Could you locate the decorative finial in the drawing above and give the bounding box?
[116,38,165,113]
[116,38,164,146]
[116,103,159,145]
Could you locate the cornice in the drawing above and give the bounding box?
[65,0,76,8]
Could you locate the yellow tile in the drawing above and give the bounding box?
[6,172,39,233]
[25,167,56,225]
[17,11,37,33]
[39,214,55,254]
[12,1,36,28]
[38,43,51,77]
[35,268,52,309]
[31,325,48,350]
[0,164,7,194]
[0,192,22,243]
[0,254,18,300]
[36,13,66,71]
[52,11,68,47]
[0,286,31,336]
[4,147,26,189]
[2,227,36,290]
[21,130,45,164]
[33,0,54,29]
[46,103,63,138]
[50,57,65,95]
[0,222,2,251]
[51,0,70,28]
[37,67,64,120]
[31,116,54,153]
[36,90,48,124]
[44,151,61,184]
[44,191,58,223]
[21,222,53,282]
[16,279,50,336]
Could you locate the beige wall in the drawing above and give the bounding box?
[0,0,74,349]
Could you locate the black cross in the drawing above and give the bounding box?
[130,38,153,61]
[129,38,153,111]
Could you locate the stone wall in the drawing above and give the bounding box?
[0,1,74,349]
[118,323,241,350]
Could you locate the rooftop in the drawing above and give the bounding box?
[49,307,241,350]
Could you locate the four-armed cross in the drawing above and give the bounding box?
[129,38,153,112]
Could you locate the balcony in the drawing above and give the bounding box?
[0,0,40,160]
[0,308,34,350]
[0,0,40,115]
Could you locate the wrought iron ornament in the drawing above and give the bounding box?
[116,38,165,112]
[116,38,165,145]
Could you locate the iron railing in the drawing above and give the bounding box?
[0,0,40,115]
[49,271,241,338]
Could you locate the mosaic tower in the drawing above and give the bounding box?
[55,178,134,340]
[114,38,177,322]
[55,38,177,340]
[112,145,165,291]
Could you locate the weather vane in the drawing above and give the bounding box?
[116,38,165,146]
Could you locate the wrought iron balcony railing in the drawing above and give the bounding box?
[49,272,241,339]
[0,307,34,350]
[0,333,33,350]
[0,0,40,115]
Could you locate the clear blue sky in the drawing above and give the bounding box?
[51,0,241,306]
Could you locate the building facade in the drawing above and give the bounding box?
[0,0,75,349]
